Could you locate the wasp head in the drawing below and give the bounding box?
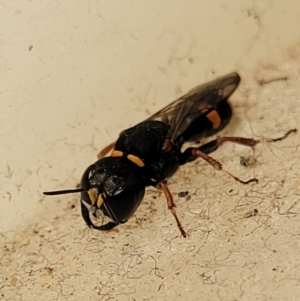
[80,157,146,231]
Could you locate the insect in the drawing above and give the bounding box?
[44,72,296,237]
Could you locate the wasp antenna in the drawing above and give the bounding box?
[43,188,85,196]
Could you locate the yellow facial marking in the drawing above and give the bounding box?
[97,194,104,208]
[127,154,145,167]
[88,189,96,205]
[111,150,123,157]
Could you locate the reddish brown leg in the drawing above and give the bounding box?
[159,181,187,238]
[180,129,297,184]
[197,130,297,155]
[97,141,116,159]
[215,137,259,147]
[191,149,258,185]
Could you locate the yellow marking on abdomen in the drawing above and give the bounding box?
[206,110,221,129]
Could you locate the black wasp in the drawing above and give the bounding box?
[44,72,296,237]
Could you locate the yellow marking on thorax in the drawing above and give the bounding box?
[111,150,123,157]
[127,154,145,167]
[111,150,145,167]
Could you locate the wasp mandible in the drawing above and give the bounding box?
[44,73,296,237]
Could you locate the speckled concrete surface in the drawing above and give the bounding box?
[1,1,300,300]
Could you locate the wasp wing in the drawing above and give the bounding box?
[147,72,240,142]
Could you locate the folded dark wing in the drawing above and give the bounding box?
[147,72,240,142]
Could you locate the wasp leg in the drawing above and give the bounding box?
[197,129,297,155]
[180,148,258,185]
[97,141,116,159]
[180,129,297,185]
[159,181,187,238]
[198,137,258,154]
